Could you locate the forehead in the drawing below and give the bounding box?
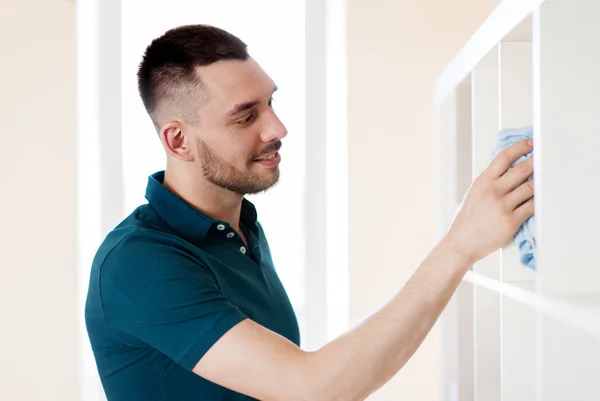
[197,58,275,108]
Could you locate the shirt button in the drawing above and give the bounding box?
[226,232,235,239]
[240,246,247,254]
[216,224,225,231]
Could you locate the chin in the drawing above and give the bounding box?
[260,174,280,191]
[252,165,279,178]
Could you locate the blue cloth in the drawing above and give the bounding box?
[491,126,535,269]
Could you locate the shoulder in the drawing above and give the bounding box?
[93,224,219,318]
[97,227,203,278]
[92,206,208,285]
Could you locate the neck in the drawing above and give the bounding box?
[163,166,244,232]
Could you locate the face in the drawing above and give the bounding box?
[179,57,287,196]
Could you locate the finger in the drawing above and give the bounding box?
[505,178,534,210]
[499,157,533,193]
[513,197,535,226]
[486,138,533,178]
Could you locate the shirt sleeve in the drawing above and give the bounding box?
[99,230,248,371]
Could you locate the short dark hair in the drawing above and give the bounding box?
[137,24,249,126]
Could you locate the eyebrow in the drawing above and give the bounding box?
[225,85,278,117]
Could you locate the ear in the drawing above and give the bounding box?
[159,122,194,161]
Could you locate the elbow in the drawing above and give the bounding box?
[283,387,331,401]
[282,352,362,401]
[261,351,332,401]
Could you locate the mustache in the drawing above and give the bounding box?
[253,140,282,159]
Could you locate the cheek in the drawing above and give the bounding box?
[220,142,255,168]
[200,127,260,166]
[228,138,260,165]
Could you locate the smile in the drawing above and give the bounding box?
[254,152,281,167]
[256,153,277,161]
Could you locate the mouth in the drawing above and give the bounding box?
[255,152,277,161]
[254,151,281,167]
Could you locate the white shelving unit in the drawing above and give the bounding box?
[435,1,600,400]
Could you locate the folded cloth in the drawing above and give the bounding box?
[491,126,535,269]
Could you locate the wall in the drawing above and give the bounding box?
[346,0,501,399]
[0,1,78,400]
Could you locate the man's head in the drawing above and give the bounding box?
[137,24,287,195]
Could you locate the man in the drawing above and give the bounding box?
[85,24,535,401]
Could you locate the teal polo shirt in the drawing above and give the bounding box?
[85,171,300,401]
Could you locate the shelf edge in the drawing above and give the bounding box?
[463,270,600,340]
[435,0,546,105]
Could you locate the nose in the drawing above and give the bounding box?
[261,110,288,143]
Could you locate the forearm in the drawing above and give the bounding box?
[305,236,472,401]
[194,139,533,401]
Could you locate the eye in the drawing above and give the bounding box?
[237,112,256,125]
[268,97,275,108]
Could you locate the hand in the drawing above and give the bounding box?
[445,138,535,265]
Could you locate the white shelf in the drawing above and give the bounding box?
[464,271,600,340]
[435,0,545,105]
[437,0,600,399]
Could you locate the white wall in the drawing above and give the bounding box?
[0,1,78,400]
[346,0,500,399]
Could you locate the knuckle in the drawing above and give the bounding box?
[515,160,529,173]
[499,150,511,166]
[484,184,500,200]
[526,158,534,172]
[526,179,534,190]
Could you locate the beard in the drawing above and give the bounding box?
[195,138,281,195]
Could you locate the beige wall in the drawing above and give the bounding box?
[346,0,500,399]
[0,1,78,400]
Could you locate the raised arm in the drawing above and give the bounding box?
[194,138,535,401]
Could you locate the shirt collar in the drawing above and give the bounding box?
[145,171,258,245]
